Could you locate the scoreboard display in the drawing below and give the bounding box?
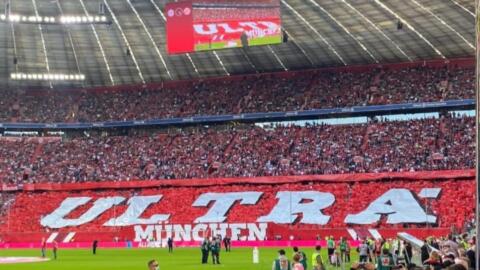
[166,0,282,54]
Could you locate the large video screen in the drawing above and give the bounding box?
[166,0,282,54]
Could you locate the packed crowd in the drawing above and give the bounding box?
[273,234,476,270]
[0,115,474,184]
[0,65,473,123]
[0,193,15,229]
[193,3,280,23]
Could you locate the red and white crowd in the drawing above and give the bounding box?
[0,66,473,123]
[0,115,474,184]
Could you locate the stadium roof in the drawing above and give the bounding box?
[0,0,475,89]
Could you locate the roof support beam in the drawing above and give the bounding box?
[239,48,259,73]
[341,0,413,62]
[149,0,199,77]
[267,45,288,71]
[281,0,347,65]
[79,0,115,85]
[212,51,230,75]
[309,0,378,63]
[372,0,446,59]
[103,0,145,84]
[126,0,172,80]
[449,0,475,17]
[9,22,18,74]
[56,0,84,87]
[410,0,474,50]
[31,0,52,88]
[282,29,315,67]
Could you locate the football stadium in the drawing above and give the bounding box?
[0,0,478,270]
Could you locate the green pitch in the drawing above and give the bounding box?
[195,35,282,51]
[0,247,358,270]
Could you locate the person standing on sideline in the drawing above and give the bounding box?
[402,241,412,265]
[201,238,210,264]
[345,239,351,262]
[339,237,347,262]
[358,240,369,263]
[313,254,325,270]
[167,238,173,253]
[327,236,335,264]
[52,240,58,260]
[41,237,46,258]
[272,249,291,270]
[147,259,160,270]
[92,240,98,255]
[311,245,322,269]
[211,237,220,264]
[223,236,231,252]
[420,239,429,264]
[292,246,307,270]
[376,249,395,270]
[293,253,305,270]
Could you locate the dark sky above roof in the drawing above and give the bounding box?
[0,0,474,89]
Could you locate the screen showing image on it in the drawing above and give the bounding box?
[166,0,282,54]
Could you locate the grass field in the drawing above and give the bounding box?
[0,247,359,270]
[195,35,282,51]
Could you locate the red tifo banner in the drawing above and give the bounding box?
[0,170,474,244]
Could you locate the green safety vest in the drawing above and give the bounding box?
[327,240,334,249]
[312,252,322,267]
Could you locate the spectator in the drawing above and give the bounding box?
[359,240,370,263]
[147,259,159,270]
[293,253,305,270]
[292,247,307,270]
[273,249,291,270]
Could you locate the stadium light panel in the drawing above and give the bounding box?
[0,13,109,25]
[10,72,86,81]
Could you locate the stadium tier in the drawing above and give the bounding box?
[0,59,476,249]
[0,60,473,123]
[0,116,474,184]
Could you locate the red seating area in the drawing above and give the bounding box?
[0,116,474,184]
[193,1,280,23]
[0,177,474,235]
[0,193,14,229]
[0,64,473,123]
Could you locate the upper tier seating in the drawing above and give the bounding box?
[0,65,473,123]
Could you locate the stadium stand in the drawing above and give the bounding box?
[0,64,473,123]
[193,0,281,23]
[0,116,474,184]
